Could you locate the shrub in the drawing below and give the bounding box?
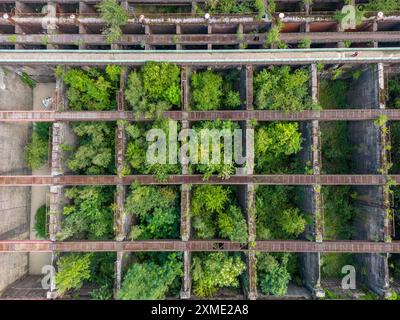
[118,253,182,300]
[191,185,248,243]
[363,0,400,13]
[34,205,48,239]
[25,132,49,170]
[254,66,310,111]
[192,253,246,298]
[125,184,180,240]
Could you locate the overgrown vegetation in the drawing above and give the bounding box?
[192,252,246,298]
[191,185,248,243]
[124,120,181,181]
[119,252,183,300]
[33,205,49,239]
[67,122,115,175]
[97,0,128,44]
[125,62,181,117]
[57,186,114,241]
[256,186,307,240]
[363,0,400,13]
[200,0,266,18]
[57,65,121,111]
[192,120,242,179]
[254,66,311,111]
[255,122,303,173]
[125,184,180,240]
[55,252,115,299]
[24,122,52,170]
[321,253,354,278]
[190,69,241,110]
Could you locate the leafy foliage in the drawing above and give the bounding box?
[25,122,52,170]
[363,0,400,13]
[125,184,180,240]
[191,185,248,243]
[321,253,354,278]
[34,205,49,239]
[322,186,356,240]
[67,122,115,175]
[57,186,114,240]
[192,120,241,179]
[56,253,115,298]
[255,122,303,173]
[56,253,93,296]
[119,252,183,300]
[192,253,246,298]
[60,66,121,111]
[257,253,291,296]
[254,66,310,111]
[125,62,181,116]
[191,70,241,110]
[97,0,128,44]
[256,186,307,240]
[125,120,181,181]
[204,0,256,14]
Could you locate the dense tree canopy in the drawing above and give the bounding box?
[257,253,291,296]
[125,62,181,116]
[60,66,121,111]
[254,67,310,111]
[25,122,52,170]
[191,185,247,243]
[125,184,180,240]
[191,70,241,110]
[255,122,303,173]
[57,186,114,241]
[118,253,183,300]
[192,253,246,298]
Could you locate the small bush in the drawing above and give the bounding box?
[34,205,49,239]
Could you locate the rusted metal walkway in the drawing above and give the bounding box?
[0,174,396,186]
[1,240,399,253]
[1,49,400,66]
[2,109,400,122]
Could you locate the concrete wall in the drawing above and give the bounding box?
[347,65,389,296]
[0,70,32,294]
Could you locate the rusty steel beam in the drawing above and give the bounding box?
[0,174,397,186]
[1,32,400,46]
[0,240,399,253]
[2,109,400,122]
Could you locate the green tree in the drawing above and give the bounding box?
[255,122,303,173]
[191,185,247,242]
[57,186,114,240]
[97,0,128,44]
[254,66,310,111]
[363,0,400,13]
[191,70,223,110]
[257,253,291,296]
[67,122,115,175]
[61,67,120,111]
[192,253,246,298]
[118,253,183,300]
[56,253,93,296]
[125,184,180,240]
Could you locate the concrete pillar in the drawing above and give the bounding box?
[180,66,191,299]
[176,24,182,50]
[207,24,212,50]
[299,64,324,298]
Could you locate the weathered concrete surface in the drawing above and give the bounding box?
[347,65,390,297]
[0,69,32,294]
